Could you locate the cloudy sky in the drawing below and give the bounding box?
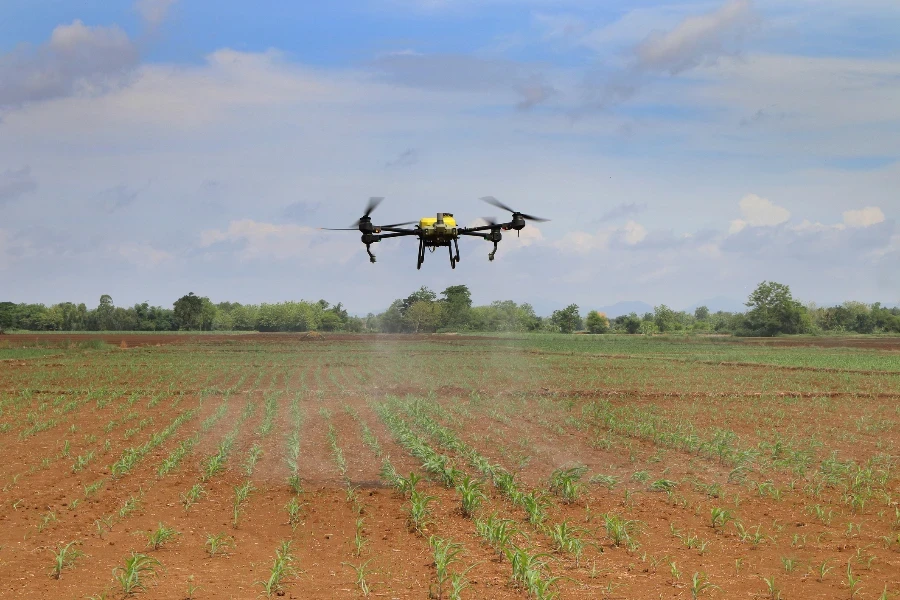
[1,0,898,315]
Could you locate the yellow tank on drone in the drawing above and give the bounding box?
[418,214,457,229]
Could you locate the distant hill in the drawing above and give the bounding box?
[598,301,654,318]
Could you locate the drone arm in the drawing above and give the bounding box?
[374,230,419,239]
[460,222,513,233]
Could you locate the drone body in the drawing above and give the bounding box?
[322,197,547,269]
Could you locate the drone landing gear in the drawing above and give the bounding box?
[488,241,499,261]
[449,239,460,269]
[416,239,425,270]
[365,244,376,263]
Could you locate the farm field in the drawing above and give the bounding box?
[1,333,899,600]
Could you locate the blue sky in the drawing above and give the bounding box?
[1,0,898,314]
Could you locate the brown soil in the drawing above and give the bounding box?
[1,334,899,599]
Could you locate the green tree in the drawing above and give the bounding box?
[654,305,681,333]
[173,292,204,330]
[405,300,443,333]
[620,312,642,334]
[745,281,810,336]
[440,285,472,330]
[97,294,115,330]
[585,310,610,334]
[694,305,710,321]
[550,304,582,334]
[401,287,437,315]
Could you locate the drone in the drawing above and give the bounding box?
[320,196,548,269]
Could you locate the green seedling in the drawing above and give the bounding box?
[549,464,588,503]
[112,552,161,596]
[49,541,83,579]
[205,532,234,557]
[145,522,179,550]
[456,475,486,518]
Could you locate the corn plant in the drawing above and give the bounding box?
[847,562,862,598]
[205,532,234,557]
[408,489,436,534]
[429,536,464,600]
[690,572,718,599]
[49,541,82,579]
[145,522,179,550]
[590,473,620,490]
[548,520,585,566]
[343,560,373,597]
[474,512,519,558]
[520,490,549,526]
[710,507,734,529]
[181,483,206,510]
[351,518,367,557]
[603,513,639,549]
[549,464,587,503]
[762,575,781,600]
[232,480,255,528]
[257,540,298,597]
[112,552,161,596]
[243,443,263,476]
[285,496,304,531]
[455,474,486,518]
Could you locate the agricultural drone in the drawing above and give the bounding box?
[320,196,548,269]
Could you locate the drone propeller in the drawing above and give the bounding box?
[480,196,550,222]
[348,196,385,227]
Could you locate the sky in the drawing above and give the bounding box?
[1,0,898,315]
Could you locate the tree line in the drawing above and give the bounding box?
[1,281,898,336]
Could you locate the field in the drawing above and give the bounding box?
[1,333,899,600]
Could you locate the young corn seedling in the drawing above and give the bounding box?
[181,483,206,510]
[690,572,718,599]
[781,557,799,573]
[145,522,179,550]
[232,480,255,528]
[205,532,234,557]
[285,496,305,531]
[520,490,550,526]
[429,536,463,600]
[710,507,735,529]
[49,541,83,579]
[847,562,862,599]
[589,473,620,490]
[112,552,161,596]
[257,540,298,597]
[549,464,588,503]
[408,489,436,535]
[474,512,518,558]
[343,560,373,598]
[603,513,639,549]
[762,575,781,600]
[185,575,200,600]
[351,518,368,557]
[456,474,486,518]
[243,443,263,476]
[549,520,586,566]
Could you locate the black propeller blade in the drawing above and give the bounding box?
[348,196,385,227]
[479,196,549,222]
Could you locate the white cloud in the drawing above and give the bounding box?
[0,20,139,108]
[135,0,179,27]
[729,193,790,233]
[843,206,885,228]
[635,0,757,74]
[199,219,357,263]
[622,220,647,244]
